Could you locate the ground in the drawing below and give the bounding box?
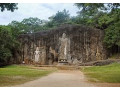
[15,70,94,87]
[15,68,120,87]
[1,64,120,87]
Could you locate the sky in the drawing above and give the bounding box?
[0,3,79,25]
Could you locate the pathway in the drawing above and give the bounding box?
[15,70,95,87]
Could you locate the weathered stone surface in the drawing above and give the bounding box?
[34,47,40,62]
[18,24,108,65]
[58,33,70,63]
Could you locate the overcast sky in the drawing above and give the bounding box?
[0,3,79,25]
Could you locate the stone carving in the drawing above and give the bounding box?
[96,46,101,60]
[34,47,40,62]
[58,33,70,63]
[34,46,46,64]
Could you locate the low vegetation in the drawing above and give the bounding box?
[82,63,120,83]
[0,65,56,86]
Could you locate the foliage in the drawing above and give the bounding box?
[9,17,47,33]
[53,9,70,25]
[45,9,70,28]
[0,26,19,66]
[21,17,44,32]
[104,21,120,48]
[8,21,25,37]
[82,63,120,83]
[0,3,18,12]
[75,3,120,17]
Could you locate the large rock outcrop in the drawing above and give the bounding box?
[18,24,108,65]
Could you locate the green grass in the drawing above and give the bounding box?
[0,65,56,86]
[82,63,120,83]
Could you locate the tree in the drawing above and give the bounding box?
[0,26,19,66]
[74,3,120,28]
[75,3,120,16]
[0,3,18,66]
[104,21,120,48]
[53,9,70,24]
[0,3,18,12]
[9,17,47,33]
[21,17,43,33]
[46,9,70,28]
[8,21,25,38]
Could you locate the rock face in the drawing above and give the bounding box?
[18,24,108,65]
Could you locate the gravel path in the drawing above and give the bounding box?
[15,70,95,87]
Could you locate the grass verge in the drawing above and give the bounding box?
[82,63,120,83]
[0,65,56,86]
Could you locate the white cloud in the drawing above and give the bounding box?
[0,3,79,25]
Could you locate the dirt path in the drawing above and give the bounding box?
[14,69,120,87]
[15,70,95,87]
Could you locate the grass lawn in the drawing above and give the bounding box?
[0,65,56,86]
[82,63,120,83]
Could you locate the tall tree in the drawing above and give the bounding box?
[46,9,70,28]
[53,9,70,24]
